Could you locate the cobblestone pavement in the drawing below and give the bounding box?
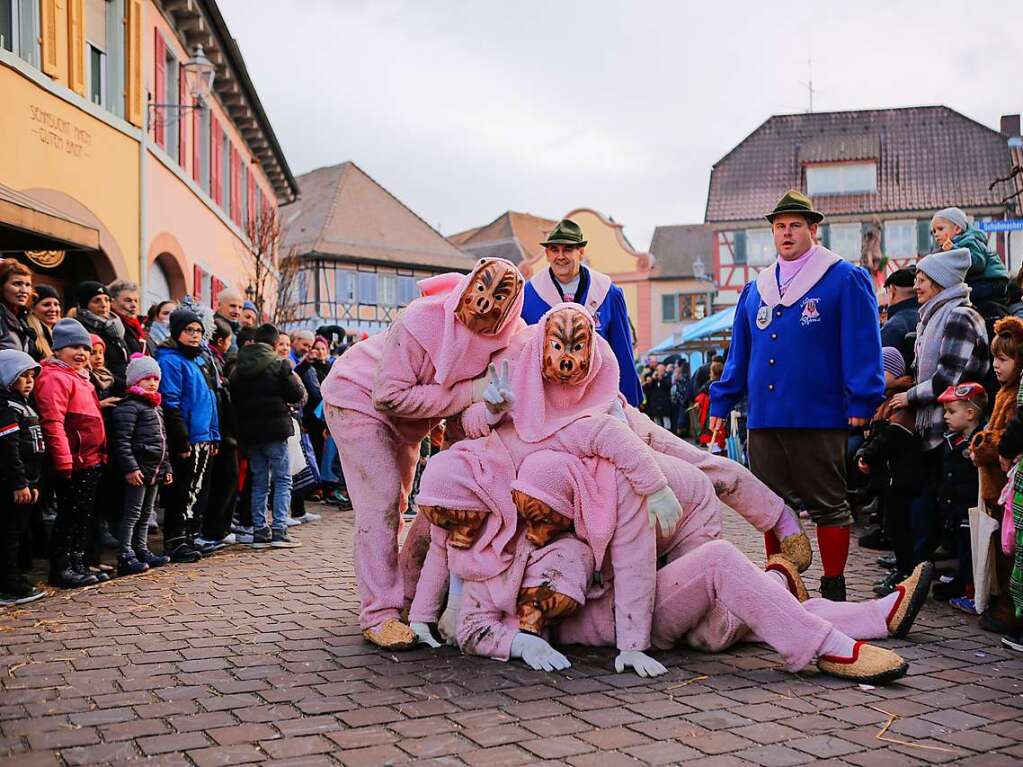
[2,503,1022,767]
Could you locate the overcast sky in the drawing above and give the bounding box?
[219,0,1022,250]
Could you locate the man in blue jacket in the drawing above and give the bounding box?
[710,191,884,601]
[521,219,642,406]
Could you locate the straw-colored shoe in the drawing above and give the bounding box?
[779,532,813,573]
[817,641,908,684]
[362,618,416,650]
[886,561,935,638]
[765,554,808,602]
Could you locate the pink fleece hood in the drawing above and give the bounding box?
[512,450,617,570]
[508,303,620,443]
[402,258,526,387]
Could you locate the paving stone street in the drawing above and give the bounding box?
[1,503,1021,767]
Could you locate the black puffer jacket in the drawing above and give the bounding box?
[229,342,306,447]
[0,304,38,358]
[109,392,171,483]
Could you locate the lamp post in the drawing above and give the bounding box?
[691,255,716,321]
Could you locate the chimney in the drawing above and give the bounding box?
[1001,114,1021,137]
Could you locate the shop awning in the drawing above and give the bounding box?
[0,183,100,253]
[648,306,736,354]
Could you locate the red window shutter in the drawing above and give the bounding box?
[153,32,166,147]
[192,107,201,183]
[247,172,255,226]
[210,118,221,205]
[193,265,203,299]
[178,73,188,166]
[211,277,224,305]
[230,148,240,223]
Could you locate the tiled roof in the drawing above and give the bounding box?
[705,106,1015,223]
[281,162,476,271]
[648,224,715,279]
[448,211,558,265]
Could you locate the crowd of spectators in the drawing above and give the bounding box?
[0,258,352,605]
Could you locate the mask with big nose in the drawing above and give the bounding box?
[454,259,524,335]
[512,489,573,547]
[542,307,593,385]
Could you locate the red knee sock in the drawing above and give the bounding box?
[816,526,851,577]
[764,531,781,557]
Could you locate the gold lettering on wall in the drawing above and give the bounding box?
[28,104,93,159]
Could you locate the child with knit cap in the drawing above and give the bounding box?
[931,207,1009,305]
[34,319,107,589]
[0,349,46,604]
[110,354,172,575]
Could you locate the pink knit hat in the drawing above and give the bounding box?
[507,303,620,443]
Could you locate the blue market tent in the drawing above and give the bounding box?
[647,306,736,355]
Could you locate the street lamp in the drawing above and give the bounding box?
[148,46,215,123]
[691,255,716,320]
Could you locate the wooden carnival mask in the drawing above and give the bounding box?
[512,489,573,547]
[455,259,524,335]
[517,584,580,635]
[542,307,593,385]
[420,504,487,549]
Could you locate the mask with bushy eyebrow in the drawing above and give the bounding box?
[542,307,592,385]
[454,259,524,335]
[512,489,573,547]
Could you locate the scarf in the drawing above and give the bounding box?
[401,259,526,387]
[128,385,162,407]
[755,246,842,308]
[507,303,621,443]
[148,321,170,346]
[91,364,114,391]
[776,246,816,296]
[78,309,125,341]
[115,310,145,342]
[913,283,970,393]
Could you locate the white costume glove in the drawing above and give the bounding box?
[645,486,683,534]
[482,360,515,414]
[615,650,668,678]
[608,398,628,423]
[410,622,441,648]
[510,632,572,672]
[437,574,463,646]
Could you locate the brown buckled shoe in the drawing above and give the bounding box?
[765,554,808,602]
[817,641,908,684]
[886,561,935,638]
[779,532,813,573]
[362,618,416,650]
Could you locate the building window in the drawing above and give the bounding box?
[165,50,179,161]
[336,269,355,303]
[85,0,117,109]
[662,293,708,323]
[378,275,396,306]
[746,228,775,267]
[397,275,416,306]
[806,162,877,195]
[221,132,230,212]
[2,0,40,66]
[1,0,14,52]
[240,163,249,229]
[199,105,210,191]
[358,272,378,305]
[88,44,105,104]
[884,220,916,259]
[829,223,862,261]
[661,294,677,323]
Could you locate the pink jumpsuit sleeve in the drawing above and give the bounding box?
[560,415,668,497]
[371,321,474,419]
[626,405,783,532]
[605,471,657,651]
[456,580,520,661]
[408,528,450,624]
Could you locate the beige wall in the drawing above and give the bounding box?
[566,208,642,277]
[649,278,711,349]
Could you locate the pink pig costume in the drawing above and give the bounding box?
[321,261,524,636]
[411,308,673,651]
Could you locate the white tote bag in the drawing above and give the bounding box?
[287,418,307,476]
[970,487,1001,614]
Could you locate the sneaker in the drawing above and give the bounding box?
[270,529,301,548]
[876,553,897,569]
[299,511,320,523]
[0,580,45,605]
[326,488,353,509]
[949,596,978,615]
[284,517,302,527]
[932,577,966,601]
[1002,634,1023,653]
[234,531,254,545]
[251,527,272,549]
[136,550,170,568]
[168,543,201,563]
[192,538,226,555]
[116,555,149,577]
[218,534,237,545]
[231,523,254,537]
[872,569,904,596]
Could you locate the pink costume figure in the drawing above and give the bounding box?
[457,449,930,684]
[321,258,525,649]
[410,305,682,665]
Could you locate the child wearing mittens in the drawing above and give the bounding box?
[110,355,172,575]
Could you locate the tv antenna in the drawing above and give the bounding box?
[798,57,815,113]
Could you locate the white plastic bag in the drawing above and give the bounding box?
[287,419,307,476]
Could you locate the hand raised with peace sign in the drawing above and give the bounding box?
[482,360,515,414]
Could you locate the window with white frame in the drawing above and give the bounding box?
[397,275,416,306]
[661,294,677,322]
[1,0,15,52]
[85,0,108,107]
[221,132,230,211]
[358,272,377,305]
[2,0,40,66]
[884,220,916,258]
[378,274,397,306]
[829,223,863,261]
[165,48,179,159]
[240,164,248,229]
[335,269,355,303]
[806,162,877,195]
[746,228,775,267]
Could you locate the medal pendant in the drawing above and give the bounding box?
[756,305,772,330]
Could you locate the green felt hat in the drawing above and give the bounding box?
[541,218,587,248]
[765,190,824,224]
